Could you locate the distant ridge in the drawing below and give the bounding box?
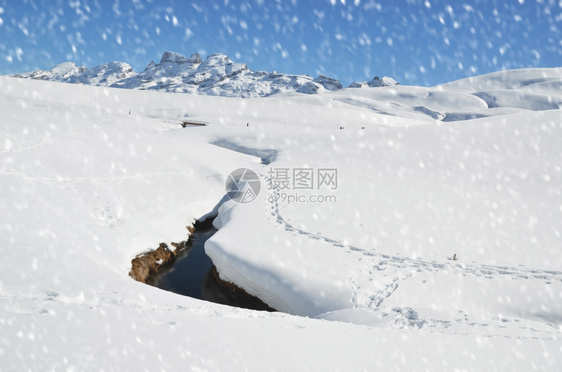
[10,51,398,98]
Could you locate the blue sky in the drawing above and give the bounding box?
[0,0,560,86]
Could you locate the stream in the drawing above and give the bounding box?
[148,220,275,312]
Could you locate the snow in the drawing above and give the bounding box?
[1,67,562,370]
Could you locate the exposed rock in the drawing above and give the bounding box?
[160,51,201,65]
[314,74,343,90]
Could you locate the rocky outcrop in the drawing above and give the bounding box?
[160,51,202,65]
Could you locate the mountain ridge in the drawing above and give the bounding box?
[10,51,398,98]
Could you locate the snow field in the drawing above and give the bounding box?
[1,69,562,370]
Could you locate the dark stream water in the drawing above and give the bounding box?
[149,221,275,312]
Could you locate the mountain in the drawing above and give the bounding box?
[349,75,399,88]
[66,61,136,86]
[12,60,136,87]
[10,51,396,97]
[104,51,346,97]
[14,62,87,81]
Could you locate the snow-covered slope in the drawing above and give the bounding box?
[11,51,348,98]
[1,67,561,371]
[439,67,562,111]
[320,67,562,122]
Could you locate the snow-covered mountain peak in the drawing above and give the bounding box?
[199,53,248,76]
[160,51,202,65]
[66,61,136,86]
[349,75,399,88]
[51,62,84,77]
[202,53,229,65]
[14,61,87,81]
